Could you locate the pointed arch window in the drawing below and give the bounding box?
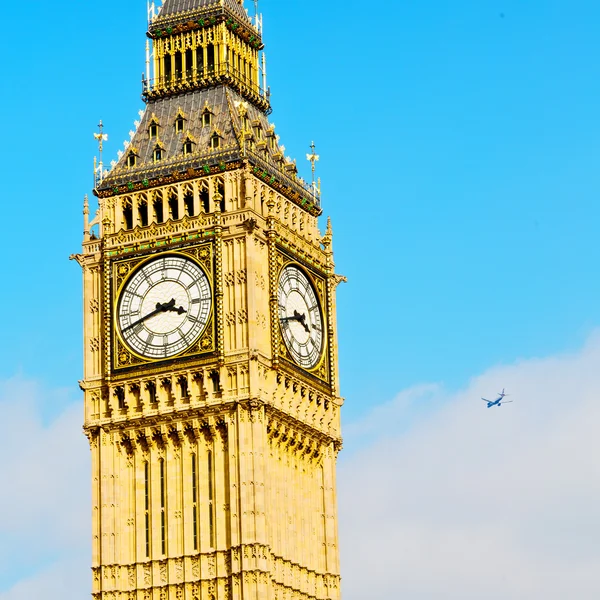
[174,114,186,134]
[183,135,196,156]
[148,117,160,139]
[210,133,222,150]
[126,149,138,168]
[153,143,165,163]
[202,110,212,128]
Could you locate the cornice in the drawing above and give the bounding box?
[95,154,242,198]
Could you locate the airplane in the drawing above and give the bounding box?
[481,389,512,408]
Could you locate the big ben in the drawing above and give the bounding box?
[75,1,344,599]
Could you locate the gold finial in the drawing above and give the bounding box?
[93,120,108,187]
[306,141,320,196]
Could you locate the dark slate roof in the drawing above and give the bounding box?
[97,85,321,212]
[156,0,252,25]
[99,86,286,185]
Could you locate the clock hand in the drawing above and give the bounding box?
[122,299,178,332]
[293,310,311,332]
[166,305,187,315]
[280,311,311,333]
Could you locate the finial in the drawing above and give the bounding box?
[93,121,108,187]
[254,0,262,33]
[83,195,90,241]
[306,141,320,196]
[322,216,333,250]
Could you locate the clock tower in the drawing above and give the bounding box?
[76,1,344,599]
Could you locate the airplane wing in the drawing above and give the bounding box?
[481,398,490,403]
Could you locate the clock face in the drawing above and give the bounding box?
[278,264,324,370]
[117,255,212,359]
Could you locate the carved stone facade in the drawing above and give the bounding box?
[78,1,343,598]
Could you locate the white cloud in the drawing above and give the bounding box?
[339,333,600,599]
[0,377,89,594]
[3,333,600,599]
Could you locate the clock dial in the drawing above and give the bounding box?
[117,255,212,359]
[278,265,324,370]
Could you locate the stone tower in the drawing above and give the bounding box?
[75,1,344,598]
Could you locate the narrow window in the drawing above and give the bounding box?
[153,199,164,224]
[160,459,166,555]
[168,193,179,220]
[208,450,215,547]
[192,453,198,551]
[153,147,162,162]
[211,134,220,150]
[203,112,211,127]
[185,48,193,80]
[184,191,194,216]
[175,117,184,133]
[139,202,149,227]
[164,55,172,83]
[200,189,209,213]
[174,51,183,81]
[207,45,215,72]
[144,462,151,558]
[183,141,194,155]
[123,205,133,230]
[196,47,204,75]
[149,123,158,138]
[127,153,136,168]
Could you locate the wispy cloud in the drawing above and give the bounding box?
[0,377,89,595]
[339,333,600,599]
[3,333,600,599]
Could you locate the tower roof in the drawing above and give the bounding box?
[96,88,321,216]
[152,0,254,31]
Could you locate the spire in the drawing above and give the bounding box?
[94,0,321,219]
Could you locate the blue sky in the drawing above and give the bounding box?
[1,0,600,598]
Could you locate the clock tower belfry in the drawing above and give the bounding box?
[75,1,344,599]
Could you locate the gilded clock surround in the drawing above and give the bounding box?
[112,244,216,371]
[274,255,329,385]
[74,2,344,599]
